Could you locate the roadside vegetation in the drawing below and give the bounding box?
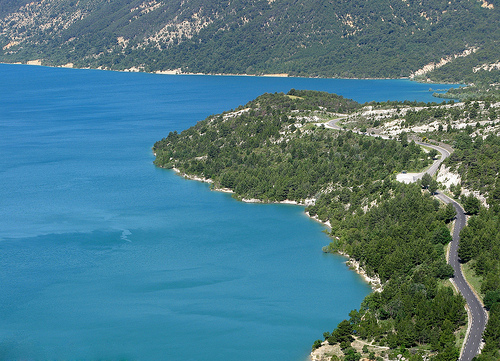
[335,95,500,361]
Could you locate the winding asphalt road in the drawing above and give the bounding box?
[417,141,487,361]
[435,192,488,361]
[326,117,488,360]
[415,142,451,177]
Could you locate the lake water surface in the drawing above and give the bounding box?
[0,64,457,361]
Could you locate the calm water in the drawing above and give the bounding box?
[0,64,457,361]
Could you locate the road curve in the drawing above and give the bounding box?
[326,117,488,360]
[416,141,451,178]
[326,117,346,131]
[326,118,451,181]
[425,145,487,361]
[436,192,488,361]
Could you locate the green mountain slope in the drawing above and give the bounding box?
[1,0,499,81]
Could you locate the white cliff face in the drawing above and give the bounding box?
[310,341,343,361]
[0,0,214,63]
[0,1,91,46]
[409,47,478,79]
[473,61,500,73]
[436,164,461,189]
[142,13,214,49]
[436,164,491,207]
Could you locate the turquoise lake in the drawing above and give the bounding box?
[0,64,458,361]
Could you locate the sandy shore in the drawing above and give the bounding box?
[172,167,214,184]
[305,211,332,229]
[4,62,427,81]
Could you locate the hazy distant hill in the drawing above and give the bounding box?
[1,0,499,82]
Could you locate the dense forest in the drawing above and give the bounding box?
[440,134,500,361]
[332,96,500,360]
[446,134,500,198]
[153,91,431,203]
[313,184,465,361]
[1,0,499,82]
[445,134,500,361]
[153,90,482,360]
[459,204,500,361]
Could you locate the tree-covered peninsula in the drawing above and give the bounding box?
[153,90,475,360]
[153,90,431,203]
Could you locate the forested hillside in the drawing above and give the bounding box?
[1,0,499,82]
[153,91,431,203]
[314,184,465,361]
[327,95,500,360]
[444,133,500,361]
[153,90,476,360]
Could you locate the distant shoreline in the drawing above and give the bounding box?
[1,61,442,83]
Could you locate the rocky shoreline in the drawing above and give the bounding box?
[339,252,383,292]
[168,160,386,361]
[171,166,382,291]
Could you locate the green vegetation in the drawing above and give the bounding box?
[446,134,500,199]
[154,85,500,359]
[153,91,432,204]
[1,0,499,83]
[449,156,500,360]
[154,90,471,360]
[315,184,463,359]
[461,261,485,300]
[342,96,500,360]
[460,205,500,361]
[426,45,500,87]
[435,85,500,102]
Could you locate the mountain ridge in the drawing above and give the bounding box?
[1,0,499,82]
